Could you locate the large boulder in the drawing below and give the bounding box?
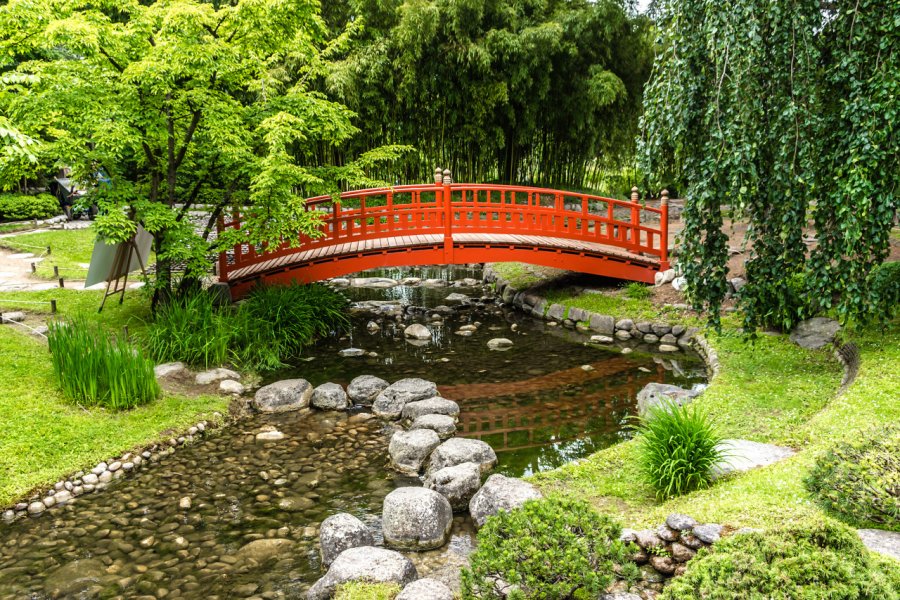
[428,438,497,475]
[252,379,313,413]
[790,317,841,350]
[347,375,389,406]
[319,513,375,567]
[311,382,350,410]
[401,397,460,421]
[424,461,482,511]
[373,378,438,420]
[389,429,441,475]
[469,474,542,528]
[307,546,417,600]
[382,487,453,550]
[636,382,701,416]
[396,579,454,600]
[409,414,457,439]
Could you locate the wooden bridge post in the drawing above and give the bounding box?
[660,189,670,270]
[630,186,641,252]
[216,214,228,282]
[442,168,454,263]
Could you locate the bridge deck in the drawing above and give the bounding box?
[227,233,660,281]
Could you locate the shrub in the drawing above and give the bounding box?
[144,282,348,371]
[623,282,652,300]
[48,317,160,410]
[461,496,638,599]
[634,401,725,499]
[804,425,900,530]
[660,517,900,600]
[869,261,900,323]
[0,193,60,221]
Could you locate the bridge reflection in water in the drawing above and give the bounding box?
[439,357,664,476]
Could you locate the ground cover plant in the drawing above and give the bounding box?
[805,425,900,531]
[634,401,725,499]
[660,517,900,600]
[48,317,160,410]
[461,496,638,599]
[334,583,401,600]
[144,282,349,371]
[0,226,109,280]
[0,193,59,221]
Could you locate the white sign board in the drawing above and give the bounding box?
[84,225,153,288]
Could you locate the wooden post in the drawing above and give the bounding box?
[50,299,57,314]
[216,215,228,282]
[31,262,36,274]
[442,168,453,263]
[53,265,59,278]
[660,189,670,270]
[46,245,51,255]
[58,277,64,289]
[630,186,641,250]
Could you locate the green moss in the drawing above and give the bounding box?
[334,582,401,600]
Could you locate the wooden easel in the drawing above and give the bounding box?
[98,238,146,313]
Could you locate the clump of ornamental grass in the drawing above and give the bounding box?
[48,317,160,410]
[634,400,726,499]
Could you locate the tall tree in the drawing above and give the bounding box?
[0,0,406,301]
[640,0,898,328]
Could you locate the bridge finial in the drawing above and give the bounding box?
[631,186,639,202]
[661,189,669,206]
[442,168,452,185]
[434,167,443,184]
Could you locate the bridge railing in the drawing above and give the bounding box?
[217,170,669,281]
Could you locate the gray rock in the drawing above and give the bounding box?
[347,375,389,406]
[637,322,653,334]
[373,378,439,420]
[44,559,109,597]
[382,487,453,550]
[671,542,696,563]
[615,330,632,340]
[27,501,45,515]
[857,529,900,561]
[252,379,313,413]
[636,382,702,415]
[307,546,417,600]
[568,307,587,322]
[590,334,614,344]
[339,347,366,357]
[445,293,470,302]
[401,397,460,421]
[589,313,616,335]
[659,333,678,345]
[194,367,240,385]
[319,513,375,567]
[389,429,441,474]
[312,382,350,410]
[546,303,566,321]
[154,362,187,379]
[654,269,676,286]
[643,333,659,344]
[366,320,380,332]
[469,474,542,528]
[657,525,679,542]
[693,523,722,544]
[531,299,547,318]
[429,437,497,475]
[659,344,679,352]
[672,276,688,291]
[404,323,432,340]
[651,323,672,337]
[666,513,698,531]
[601,593,643,600]
[790,317,841,350]
[615,318,634,330]
[255,429,285,442]
[729,277,747,293]
[397,578,454,600]
[487,337,514,350]
[424,462,482,511]
[423,278,449,287]
[711,439,795,479]
[409,414,457,439]
[634,530,664,549]
[219,379,245,395]
[0,311,26,323]
[351,277,399,288]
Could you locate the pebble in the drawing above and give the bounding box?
[179,497,192,510]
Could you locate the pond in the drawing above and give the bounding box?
[0,265,707,598]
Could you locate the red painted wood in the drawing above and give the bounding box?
[218,181,669,298]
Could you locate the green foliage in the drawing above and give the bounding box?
[623,282,652,301]
[334,582,400,600]
[47,317,160,410]
[869,262,900,323]
[660,517,900,600]
[805,425,900,531]
[634,401,725,500]
[640,0,898,329]
[0,193,59,221]
[461,496,636,599]
[144,283,348,371]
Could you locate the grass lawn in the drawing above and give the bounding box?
[0,288,228,506]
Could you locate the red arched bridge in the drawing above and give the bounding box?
[217,169,671,298]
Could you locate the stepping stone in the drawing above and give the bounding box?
[857,529,900,561]
[711,439,795,479]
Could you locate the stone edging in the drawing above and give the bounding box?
[482,266,720,379]
[2,417,222,523]
[834,342,860,394]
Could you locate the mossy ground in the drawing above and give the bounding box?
[334,582,401,600]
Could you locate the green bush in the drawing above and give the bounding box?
[144,282,349,371]
[623,282,652,300]
[0,193,60,221]
[870,261,900,323]
[660,517,900,600]
[48,317,160,410]
[461,496,638,599]
[804,425,900,530]
[634,401,726,499]
[334,582,400,600]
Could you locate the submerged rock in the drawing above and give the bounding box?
[252,379,313,413]
[319,513,375,567]
[307,546,417,600]
[382,487,453,550]
[469,474,542,528]
[234,538,294,566]
[44,558,109,598]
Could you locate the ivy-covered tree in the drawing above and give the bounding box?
[641,0,898,329]
[0,0,407,301]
